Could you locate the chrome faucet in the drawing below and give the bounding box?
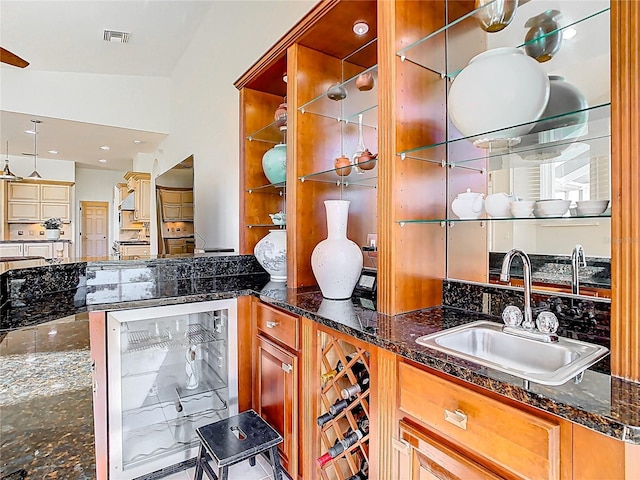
[571,244,586,295]
[500,249,534,330]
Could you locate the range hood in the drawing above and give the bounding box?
[119,192,135,211]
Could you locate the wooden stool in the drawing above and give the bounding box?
[194,409,283,480]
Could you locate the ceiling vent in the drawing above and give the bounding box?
[103,30,130,43]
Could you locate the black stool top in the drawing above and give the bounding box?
[196,409,282,467]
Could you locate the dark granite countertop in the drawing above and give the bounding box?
[0,256,638,446]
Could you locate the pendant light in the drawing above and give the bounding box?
[26,119,42,180]
[0,140,20,181]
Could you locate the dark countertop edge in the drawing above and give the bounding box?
[255,294,640,445]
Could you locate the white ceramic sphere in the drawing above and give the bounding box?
[448,47,550,141]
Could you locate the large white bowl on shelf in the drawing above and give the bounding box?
[534,199,571,217]
[576,200,609,216]
[448,47,550,146]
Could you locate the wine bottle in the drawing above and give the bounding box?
[341,369,370,399]
[316,429,364,467]
[321,354,362,383]
[316,397,354,426]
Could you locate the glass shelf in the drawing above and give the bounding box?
[297,64,379,127]
[246,181,285,194]
[397,1,610,79]
[247,119,287,144]
[396,213,611,226]
[299,158,377,188]
[398,103,610,165]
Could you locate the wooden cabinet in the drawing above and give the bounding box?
[0,243,23,257]
[124,172,151,222]
[119,244,150,258]
[23,242,53,258]
[252,299,299,478]
[159,188,194,222]
[165,238,187,255]
[397,420,502,480]
[397,361,570,480]
[6,182,71,222]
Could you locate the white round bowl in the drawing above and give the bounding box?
[510,200,535,218]
[534,199,571,217]
[448,47,550,143]
[576,200,609,216]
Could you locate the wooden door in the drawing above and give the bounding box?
[397,421,502,480]
[81,201,109,258]
[254,335,298,478]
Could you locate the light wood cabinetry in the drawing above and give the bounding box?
[396,360,570,480]
[165,238,187,255]
[124,172,151,222]
[6,181,71,222]
[252,299,299,478]
[23,242,53,258]
[0,243,23,257]
[119,244,150,258]
[159,188,194,222]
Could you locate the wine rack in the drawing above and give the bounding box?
[317,331,370,480]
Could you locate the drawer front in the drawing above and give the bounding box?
[399,361,560,480]
[254,301,298,350]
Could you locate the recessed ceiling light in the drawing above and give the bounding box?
[100,145,110,150]
[353,21,369,36]
[563,27,577,40]
[25,129,36,134]
[98,159,107,163]
[133,140,142,144]
[104,30,130,43]
[48,150,58,154]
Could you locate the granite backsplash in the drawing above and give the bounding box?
[443,279,611,373]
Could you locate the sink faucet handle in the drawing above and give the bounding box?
[536,311,559,334]
[502,305,523,327]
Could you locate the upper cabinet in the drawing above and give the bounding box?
[124,172,151,222]
[6,181,72,223]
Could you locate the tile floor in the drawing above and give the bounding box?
[162,453,278,480]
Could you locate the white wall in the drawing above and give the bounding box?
[5,155,75,181]
[0,69,171,133]
[159,0,317,250]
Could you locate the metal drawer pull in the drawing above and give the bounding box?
[281,363,293,373]
[266,321,279,328]
[444,408,468,430]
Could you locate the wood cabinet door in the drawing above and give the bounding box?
[162,204,181,221]
[41,184,70,203]
[8,182,39,202]
[254,335,298,478]
[181,203,194,220]
[7,202,40,222]
[397,420,502,480]
[41,203,70,222]
[135,179,151,221]
[0,244,23,256]
[23,242,53,258]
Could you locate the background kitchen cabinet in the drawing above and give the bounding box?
[251,299,299,479]
[23,242,53,258]
[7,202,40,222]
[119,244,150,258]
[0,243,23,257]
[165,238,187,255]
[6,181,71,222]
[7,182,39,202]
[124,172,151,222]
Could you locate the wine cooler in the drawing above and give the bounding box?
[106,300,238,479]
[317,329,370,480]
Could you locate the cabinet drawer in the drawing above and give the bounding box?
[399,361,561,480]
[253,301,298,350]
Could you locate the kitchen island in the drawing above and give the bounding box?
[1,254,638,479]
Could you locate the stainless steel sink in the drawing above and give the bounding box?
[415,321,609,386]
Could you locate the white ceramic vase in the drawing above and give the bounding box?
[45,229,61,240]
[448,47,550,146]
[311,200,363,300]
[254,229,287,282]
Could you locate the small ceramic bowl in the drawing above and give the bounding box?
[576,200,609,216]
[510,200,535,218]
[534,199,571,217]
